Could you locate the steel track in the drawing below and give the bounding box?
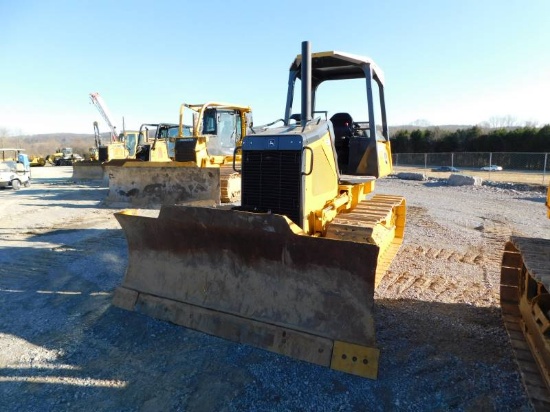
[326,194,406,287]
[501,237,550,411]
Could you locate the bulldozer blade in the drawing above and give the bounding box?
[104,162,221,208]
[113,206,381,378]
[71,161,106,182]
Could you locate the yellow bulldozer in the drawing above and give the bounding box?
[73,121,115,179]
[29,155,46,167]
[501,183,550,409]
[172,101,252,202]
[46,147,82,166]
[112,42,406,379]
[103,102,252,206]
[72,121,172,181]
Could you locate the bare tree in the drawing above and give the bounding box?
[0,127,10,147]
[411,118,432,127]
[484,115,518,129]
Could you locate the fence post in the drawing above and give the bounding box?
[451,153,454,168]
[544,153,548,184]
[424,153,427,170]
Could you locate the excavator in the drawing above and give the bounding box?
[72,122,146,180]
[90,92,189,161]
[87,121,100,161]
[46,147,83,166]
[111,42,406,379]
[501,183,550,410]
[89,92,136,162]
[104,102,252,206]
[74,93,141,180]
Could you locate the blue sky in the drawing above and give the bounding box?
[1,0,549,135]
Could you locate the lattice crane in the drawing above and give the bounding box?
[89,92,118,142]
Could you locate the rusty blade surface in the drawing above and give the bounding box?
[105,164,221,207]
[115,206,380,347]
[71,161,105,180]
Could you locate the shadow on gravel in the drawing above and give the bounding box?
[13,182,105,194]
[31,177,94,185]
[515,196,547,203]
[19,228,123,243]
[19,201,113,210]
[33,177,73,184]
[423,180,448,187]
[12,183,113,208]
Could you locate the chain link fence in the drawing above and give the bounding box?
[392,152,549,185]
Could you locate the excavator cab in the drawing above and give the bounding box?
[133,124,173,162]
[201,107,243,156]
[153,123,190,159]
[113,42,406,379]
[174,102,252,163]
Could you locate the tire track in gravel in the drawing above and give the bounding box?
[376,206,505,306]
[474,217,514,287]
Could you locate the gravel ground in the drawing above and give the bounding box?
[0,166,549,411]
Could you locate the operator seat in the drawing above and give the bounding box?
[330,112,354,172]
[289,113,301,124]
[330,112,354,148]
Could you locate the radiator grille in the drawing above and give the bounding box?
[98,147,108,162]
[241,150,302,226]
[174,139,197,162]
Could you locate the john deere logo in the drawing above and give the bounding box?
[268,139,275,147]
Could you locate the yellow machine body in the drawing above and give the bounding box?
[113,42,406,379]
[29,155,46,167]
[103,103,252,207]
[72,128,172,180]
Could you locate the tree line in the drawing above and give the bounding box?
[0,133,94,157]
[391,125,550,153]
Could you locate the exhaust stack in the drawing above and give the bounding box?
[301,41,312,127]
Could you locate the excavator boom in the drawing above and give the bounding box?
[73,93,129,181]
[89,92,118,142]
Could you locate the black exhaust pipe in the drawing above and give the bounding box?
[301,41,312,128]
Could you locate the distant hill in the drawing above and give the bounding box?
[1,129,166,157]
[0,133,100,157]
